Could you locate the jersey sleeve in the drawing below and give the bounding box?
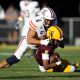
[29,20,37,31]
[42,50,49,60]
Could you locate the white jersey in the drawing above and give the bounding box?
[29,18,46,38]
[21,16,46,38]
[14,17,46,60]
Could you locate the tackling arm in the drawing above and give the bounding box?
[42,50,61,70]
[27,28,49,46]
[27,28,41,45]
[43,59,57,70]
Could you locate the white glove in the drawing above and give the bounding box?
[59,37,63,41]
[40,39,49,46]
[55,61,61,66]
[55,56,61,65]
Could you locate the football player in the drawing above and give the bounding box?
[0,7,57,69]
[16,0,40,57]
[35,26,79,72]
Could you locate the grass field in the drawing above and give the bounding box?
[0,44,80,80]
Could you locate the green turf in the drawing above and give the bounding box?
[0,45,80,80]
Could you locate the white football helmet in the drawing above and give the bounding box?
[38,7,57,30]
[39,7,56,21]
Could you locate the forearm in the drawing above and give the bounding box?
[43,60,61,70]
[43,63,57,70]
[27,37,40,45]
[27,28,49,45]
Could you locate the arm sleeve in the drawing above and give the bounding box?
[29,20,37,31]
[42,53,49,60]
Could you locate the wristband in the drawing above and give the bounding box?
[56,61,61,65]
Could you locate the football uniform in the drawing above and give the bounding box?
[35,43,58,72]
[14,17,46,60]
[14,6,57,60]
[0,7,59,69]
[35,43,57,65]
[35,44,77,72]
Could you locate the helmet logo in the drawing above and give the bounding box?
[47,26,63,40]
[41,10,47,19]
[50,31,54,39]
[41,10,47,16]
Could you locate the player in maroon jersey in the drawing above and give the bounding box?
[35,26,79,72]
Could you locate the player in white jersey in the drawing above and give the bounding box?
[18,0,40,37]
[0,7,57,68]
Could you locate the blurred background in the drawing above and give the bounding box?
[0,0,80,46]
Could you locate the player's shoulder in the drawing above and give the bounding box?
[29,16,42,27]
[39,45,52,54]
[31,17,41,24]
[28,18,38,30]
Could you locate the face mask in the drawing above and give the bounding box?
[50,19,57,25]
[44,19,57,31]
[48,39,59,47]
[43,19,51,31]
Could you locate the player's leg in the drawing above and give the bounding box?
[63,63,79,72]
[0,36,28,68]
[59,58,79,72]
[27,44,37,57]
[38,65,46,72]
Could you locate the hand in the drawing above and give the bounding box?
[55,56,61,65]
[40,39,50,46]
[55,61,61,66]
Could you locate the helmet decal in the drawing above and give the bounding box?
[54,26,62,38]
[39,7,56,20]
[48,7,54,19]
[46,26,63,40]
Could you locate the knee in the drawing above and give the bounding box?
[6,55,20,65]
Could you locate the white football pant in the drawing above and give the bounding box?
[14,36,37,60]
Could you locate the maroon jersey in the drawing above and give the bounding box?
[35,44,56,66]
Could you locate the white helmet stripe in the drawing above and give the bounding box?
[48,7,56,19]
[48,7,54,19]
